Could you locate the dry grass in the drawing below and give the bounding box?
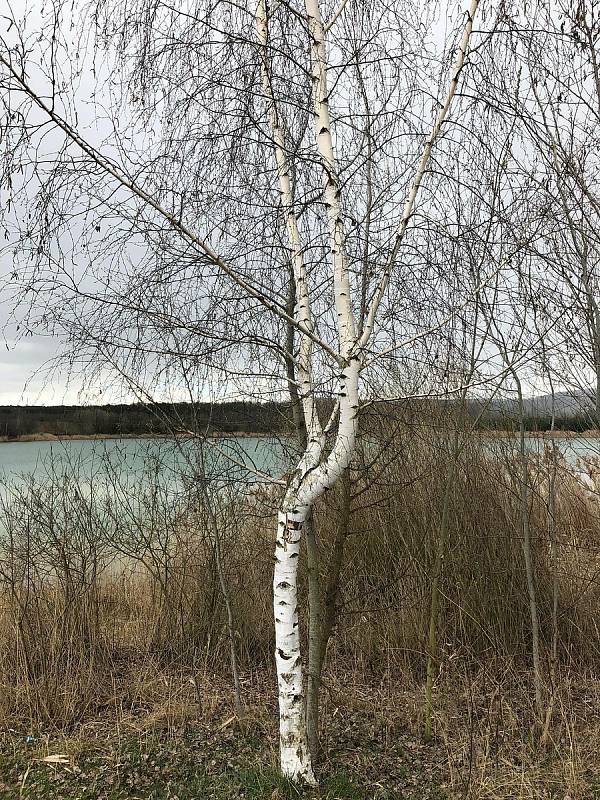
[1,423,600,796]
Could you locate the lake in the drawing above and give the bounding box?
[494,435,600,466]
[0,436,292,490]
[0,434,598,488]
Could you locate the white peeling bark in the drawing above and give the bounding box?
[256,0,322,782]
[273,507,315,784]
[305,0,356,357]
[255,0,323,457]
[258,0,478,784]
[271,356,359,785]
[300,357,360,505]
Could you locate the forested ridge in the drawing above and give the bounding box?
[0,402,292,438]
[0,401,597,440]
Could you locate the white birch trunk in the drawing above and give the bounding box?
[1,0,480,786]
[305,0,356,356]
[256,0,323,781]
[273,506,314,783]
[258,0,478,783]
[272,355,359,784]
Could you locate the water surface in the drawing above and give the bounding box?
[0,436,291,488]
[0,434,598,486]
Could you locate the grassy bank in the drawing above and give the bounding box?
[3,667,600,798]
[0,674,449,799]
[0,424,599,796]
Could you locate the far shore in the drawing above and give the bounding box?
[0,431,277,444]
[1,428,599,444]
[484,429,600,438]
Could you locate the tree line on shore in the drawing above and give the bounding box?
[0,400,596,440]
[0,401,290,438]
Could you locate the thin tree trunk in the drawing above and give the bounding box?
[204,487,244,718]
[593,307,600,425]
[596,364,600,425]
[305,472,351,760]
[304,512,321,762]
[515,375,544,720]
[319,474,351,670]
[284,268,308,448]
[257,0,479,779]
[424,451,456,741]
[274,505,316,784]
[284,266,323,763]
[541,376,559,745]
[274,357,359,784]
[422,289,490,740]
[547,379,559,674]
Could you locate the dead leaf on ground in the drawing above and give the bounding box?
[39,754,70,765]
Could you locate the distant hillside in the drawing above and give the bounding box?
[0,402,294,439]
[0,392,597,441]
[521,390,596,418]
[469,389,599,431]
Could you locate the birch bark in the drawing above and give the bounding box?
[0,0,481,786]
[273,507,315,782]
[256,0,322,781]
[256,0,479,782]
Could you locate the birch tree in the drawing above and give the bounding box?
[0,0,486,782]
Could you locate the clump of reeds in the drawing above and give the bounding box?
[0,423,599,744]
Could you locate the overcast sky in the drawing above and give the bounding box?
[0,1,570,407]
[0,1,122,406]
[0,0,459,407]
[0,333,70,404]
[0,329,120,404]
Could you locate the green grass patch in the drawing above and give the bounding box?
[0,713,450,800]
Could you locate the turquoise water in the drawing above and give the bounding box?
[0,434,597,487]
[494,436,600,466]
[0,436,291,488]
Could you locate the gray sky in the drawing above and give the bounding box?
[0,0,119,405]
[0,0,450,407]
[0,323,131,405]
[0,328,121,404]
[0,0,573,407]
[0,333,72,404]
